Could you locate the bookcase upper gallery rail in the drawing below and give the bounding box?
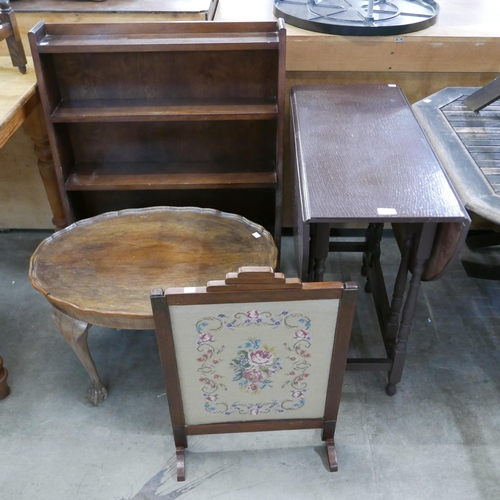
[30,21,281,53]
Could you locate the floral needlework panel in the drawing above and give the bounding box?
[169,299,340,425]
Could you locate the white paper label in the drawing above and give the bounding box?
[252,232,262,239]
[183,287,197,293]
[377,208,397,215]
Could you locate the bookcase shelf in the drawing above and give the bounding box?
[51,98,278,123]
[30,20,286,249]
[65,161,277,190]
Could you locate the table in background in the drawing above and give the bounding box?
[291,84,471,395]
[29,206,278,405]
[1,55,60,398]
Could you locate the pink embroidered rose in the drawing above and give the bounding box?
[249,349,274,366]
[291,390,304,398]
[242,367,264,383]
[295,330,308,339]
[199,333,213,343]
[205,395,217,402]
[247,383,259,392]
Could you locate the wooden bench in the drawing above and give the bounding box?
[413,81,500,277]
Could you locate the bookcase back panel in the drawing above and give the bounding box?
[51,51,279,102]
[67,121,277,163]
[71,189,276,227]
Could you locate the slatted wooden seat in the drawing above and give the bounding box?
[414,84,500,226]
[413,81,500,277]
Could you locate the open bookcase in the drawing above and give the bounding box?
[29,20,286,249]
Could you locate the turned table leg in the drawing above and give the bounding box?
[23,103,67,230]
[310,223,330,282]
[386,223,437,396]
[0,356,10,399]
[51,307,107,405]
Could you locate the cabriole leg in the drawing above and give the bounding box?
[51,307,107,405]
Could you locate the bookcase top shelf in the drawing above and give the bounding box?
[30,20,284,53]
[36,33,281,53]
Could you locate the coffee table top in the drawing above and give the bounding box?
[30,206,278,329]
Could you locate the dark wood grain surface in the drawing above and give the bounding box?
[291,84,468,223]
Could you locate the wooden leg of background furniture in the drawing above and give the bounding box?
[23,103,67,230]
[387,224,436,397]
[312,223,330,282]
[326,439,338,472]
[51,307,108,406]
[385,230,414,353]
[0,0,28,73]
[0,357,10,400]
[176,446,186,481]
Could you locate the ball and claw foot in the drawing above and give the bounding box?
[86,382,108,406]
[385,383,397,396]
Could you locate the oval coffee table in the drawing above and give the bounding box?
[29,206,278,405]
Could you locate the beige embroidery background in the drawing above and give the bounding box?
[169,299,340,425]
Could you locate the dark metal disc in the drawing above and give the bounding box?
[274,0,439,36]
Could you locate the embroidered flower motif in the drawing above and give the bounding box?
[246,383,260,393]
[199,333,213,343]
[229,339,282,394]
[294,329,312,341]
[195,310,312,414]
[249,406,262,415]
[242,367,264,383]
[249,349,274,366]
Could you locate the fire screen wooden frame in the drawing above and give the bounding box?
[151,267,357,481]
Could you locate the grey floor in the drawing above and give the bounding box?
[1,229,499,500]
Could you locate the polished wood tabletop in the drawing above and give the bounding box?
[291,84,468,224]
[0,56,36,148]
[29,206,278,329]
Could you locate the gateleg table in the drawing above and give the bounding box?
[291,84,471,395]
[29,206,278,405]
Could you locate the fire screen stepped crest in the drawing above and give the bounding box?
[273,0,439,36]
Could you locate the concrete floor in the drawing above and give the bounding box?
[1,229,499,499]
